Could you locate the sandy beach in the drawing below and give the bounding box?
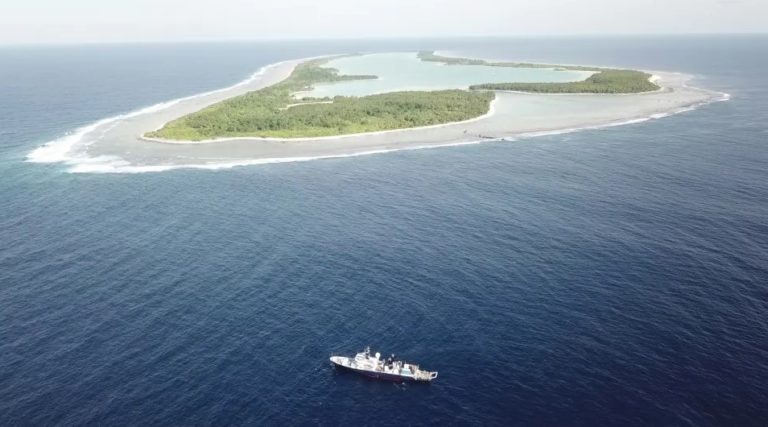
[29,55,727,173]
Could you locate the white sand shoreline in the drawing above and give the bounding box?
[28,52,729,174]
[141,97,501,144]
[139,57,714,146]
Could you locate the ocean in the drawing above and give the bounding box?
[1,36,767,425]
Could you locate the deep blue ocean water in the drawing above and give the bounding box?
[1,36,767,426]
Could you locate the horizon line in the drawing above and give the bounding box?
[1,32,767,47]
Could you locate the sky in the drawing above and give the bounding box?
[1,0,766,44]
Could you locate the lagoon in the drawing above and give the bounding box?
[299,52,594,98]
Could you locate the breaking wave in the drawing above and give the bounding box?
[26,62,284,165]
[26,59,731,174]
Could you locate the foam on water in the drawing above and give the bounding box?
[78,95,730,174]
[26,58,731,174]
[67,141,488,174]
[25,62,281,164]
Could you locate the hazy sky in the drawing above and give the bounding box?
[2,0,766,44]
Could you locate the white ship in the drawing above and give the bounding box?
[330,347,438,382]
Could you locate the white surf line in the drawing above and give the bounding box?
[68,139,491,174]
[514,92,731,140]
[27,51,731,174]
[141,69,726,146]
[26,55,334,164]
[70,88,731,174]
[141,59,707,148]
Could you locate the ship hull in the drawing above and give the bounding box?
[331,360,428,382]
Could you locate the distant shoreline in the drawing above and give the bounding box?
[27,52,728,174]
[138,53,719,146]
[144,54,500,141]
[146,51,663,142]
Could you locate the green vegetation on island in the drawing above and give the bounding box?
[417,51,601,72]
[148,52,660,141]
[470,70,660,94]
[147,58,494,140]
[419,51,660,94]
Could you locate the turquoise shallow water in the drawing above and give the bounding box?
[302,52,593,97]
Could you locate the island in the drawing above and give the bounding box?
[145,57,495,140]
[145,51,660,141]
[28,51,727,173]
